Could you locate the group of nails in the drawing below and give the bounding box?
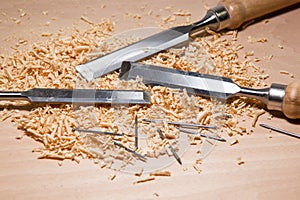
[73,115,300,165]
[72,115,227,165]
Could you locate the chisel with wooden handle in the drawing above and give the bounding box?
[0,88,151,105]
[76,0,300,81]
[119,61,300,119]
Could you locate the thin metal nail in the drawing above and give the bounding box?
[143,119,217,129]
[214,113,232,120]
[178,128,226,142]
[157,128,182,165]
[259,124,300,139]
[72,128,123,136]
[113,141,147,161]
[168,121,217,129]
[135,114,138,149]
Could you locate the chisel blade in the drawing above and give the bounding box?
[0,88,151,105]
[75,1,300,82]
[76,26,192,81]
[119,61,240,99]
[119,61,296,119]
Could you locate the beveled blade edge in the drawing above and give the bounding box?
[76,26,192,81]
[120,62,241,99]
[26,88,151,104]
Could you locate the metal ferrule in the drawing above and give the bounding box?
[190,5,230,37]
[267,83,286,111]
[209,4,231,31]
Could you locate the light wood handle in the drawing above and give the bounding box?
[220,0,300,29]
[282,82,300,119]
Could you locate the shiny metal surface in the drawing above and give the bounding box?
[260,124,300,139]
[0,88,151,104]
[178,128,226,142]
[142,119,217,129]
[76,26,192,81]
[190,5,230,37]
[120,62,288,112]
[267,83,286,111]
[120,61,238,99]
[76,5,230,81]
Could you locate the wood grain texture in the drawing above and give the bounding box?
[283,82,300,119]
[220,0,300,29]
[0,0,300,199]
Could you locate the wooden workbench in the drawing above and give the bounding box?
[0,0,299,199]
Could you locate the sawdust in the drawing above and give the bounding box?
[0,15,267,172]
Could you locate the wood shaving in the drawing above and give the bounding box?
[263,19,269,24]
[237,157,245,165]
[80,16,94,25]
[134,168,144,177]
[135,177,155,184]
[153,193,159,197]
[193,163,202,174]
[230,139,239,146]
[267,115,273,120]
[162,15,176,23]
[247,36,268,43]
[278,44,284,49]
[0,14,268,173]
[252,109,266,127]
[41,32,53,37]
[173,10,191,16]
[149,171,171,177]
[108,174,116,181]
[280,70,289,75]
[125,13,142,20]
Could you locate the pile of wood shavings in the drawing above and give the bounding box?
[0,18,267,169]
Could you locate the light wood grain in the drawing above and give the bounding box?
[0,0,300,199]
[283,82,300,119]
[220,0,300,29]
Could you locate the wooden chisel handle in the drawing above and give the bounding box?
[282,82,300,119]
[220,0,300,29]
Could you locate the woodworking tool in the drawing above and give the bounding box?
[0,88,151,104]
[120,61,300,119]
[76,0,300,81]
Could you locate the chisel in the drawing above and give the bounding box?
[0,88,151,104]
[119,61,300,119]
[76,0,300,81]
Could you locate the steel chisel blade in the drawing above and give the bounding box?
[0,88,151,105]
[119,61,240,99]
[75,26,192,81]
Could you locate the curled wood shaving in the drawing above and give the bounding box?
[0,14,268,172]
[252,109,266,127]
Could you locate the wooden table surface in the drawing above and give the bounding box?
[0,0,299,199]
